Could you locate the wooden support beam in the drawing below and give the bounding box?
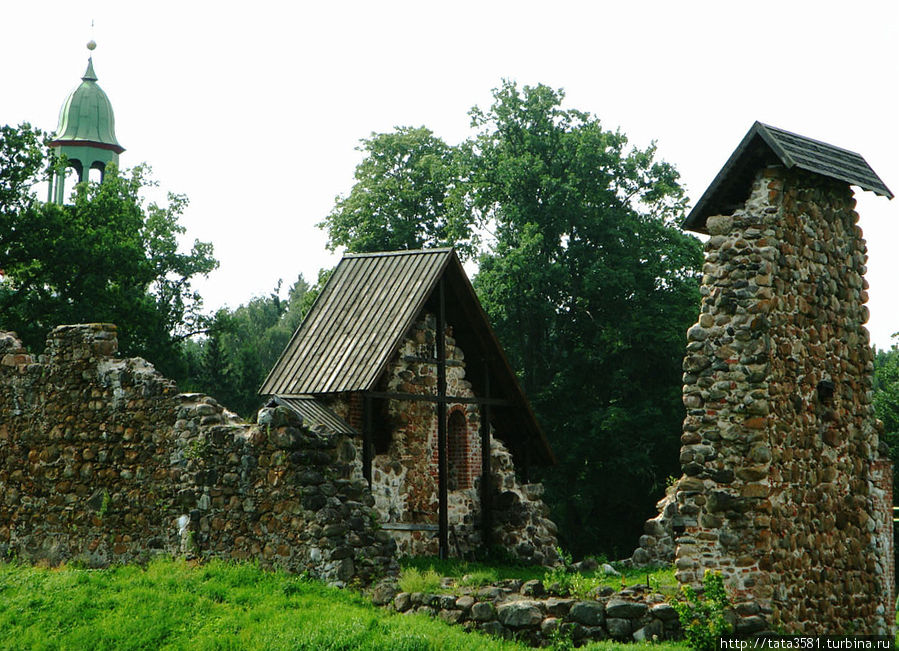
[363,391,511,407]
[436,278,449,560]
[362,394,372,486]
[480,362,492,549]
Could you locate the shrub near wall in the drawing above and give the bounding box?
[0,324,396,585]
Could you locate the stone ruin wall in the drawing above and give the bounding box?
[330,312,560,564]
[0,324,396,585]
[646,166,893,635]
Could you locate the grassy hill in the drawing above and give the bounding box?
[0,558,691,650]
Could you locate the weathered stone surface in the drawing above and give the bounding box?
[438,609,464,624]
[478,621,507,638]
[568,600,605,626]
[540,616,560,635]
[471,601,496,622]
[544,597,575,617]
[496,600,544,628]
[606,617,632,640]
[650,603,678,622]
[520,579,545,597]
[393,592,411,612]
[370,581,398,606]
[633,619,664,642]
[605,598,647,619]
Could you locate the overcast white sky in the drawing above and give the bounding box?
[4,1,898,348]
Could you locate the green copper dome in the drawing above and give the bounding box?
[50,57,124,153]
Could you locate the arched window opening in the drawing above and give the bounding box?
[88,162,105,184]
[447,410,469,490]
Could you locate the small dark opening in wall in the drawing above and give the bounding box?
[372,401,392,455]
[817,379,835,404]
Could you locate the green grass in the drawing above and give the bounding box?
[0,558,522,650]
[0,558,688,650]
[397,567,444,594]
[399,556,678,598]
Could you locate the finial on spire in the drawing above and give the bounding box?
[84,21,98,81]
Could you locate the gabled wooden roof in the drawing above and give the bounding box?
[259,248,554,465]
[684,122,893,233]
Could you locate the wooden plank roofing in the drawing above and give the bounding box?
[259,248,554,465]
[684,121,893,233]
[260,249,453,395]
[268,396,357,435]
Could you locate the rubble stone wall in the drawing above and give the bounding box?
[0,324,395,585]
[668,167,893,635]
[384,579,681,645]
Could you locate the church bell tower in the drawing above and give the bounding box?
[47,41,124,204]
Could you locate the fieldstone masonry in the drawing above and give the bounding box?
[640,166,894,635]
[380,578,682,645]
[0,324,396,584]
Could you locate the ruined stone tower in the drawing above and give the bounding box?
[671,123,894,634]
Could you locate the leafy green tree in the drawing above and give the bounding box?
[0,123,217,378]
[874,342,899,501]
[319,126,477,258]
[470,81,702,557]
[183,276,309,416]
[317,83,703,558]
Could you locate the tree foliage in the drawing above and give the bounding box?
[183,276,309,417]
[319,82,703,557]
[0,123,217,378]
[319,126,477,259]
[470,82,702,557]
[874,342,899,499]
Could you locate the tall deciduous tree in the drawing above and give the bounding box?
[319,126,477,258]
[470,82,702,557]
[317,84,703,557]
[0,123,217,378]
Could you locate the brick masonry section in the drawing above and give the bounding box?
[329,312,559,563]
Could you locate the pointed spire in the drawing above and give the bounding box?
[82,39,98,81]
[82,57,98,82]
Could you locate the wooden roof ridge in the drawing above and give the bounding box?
[684,121,893,233]
[343,247,456,258]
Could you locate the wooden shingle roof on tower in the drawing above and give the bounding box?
[260,248,554,465]
[684,121,893,234]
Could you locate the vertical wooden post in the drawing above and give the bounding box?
[480,362,492,549]
[362,394,372,486]
[436,278,449,559]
